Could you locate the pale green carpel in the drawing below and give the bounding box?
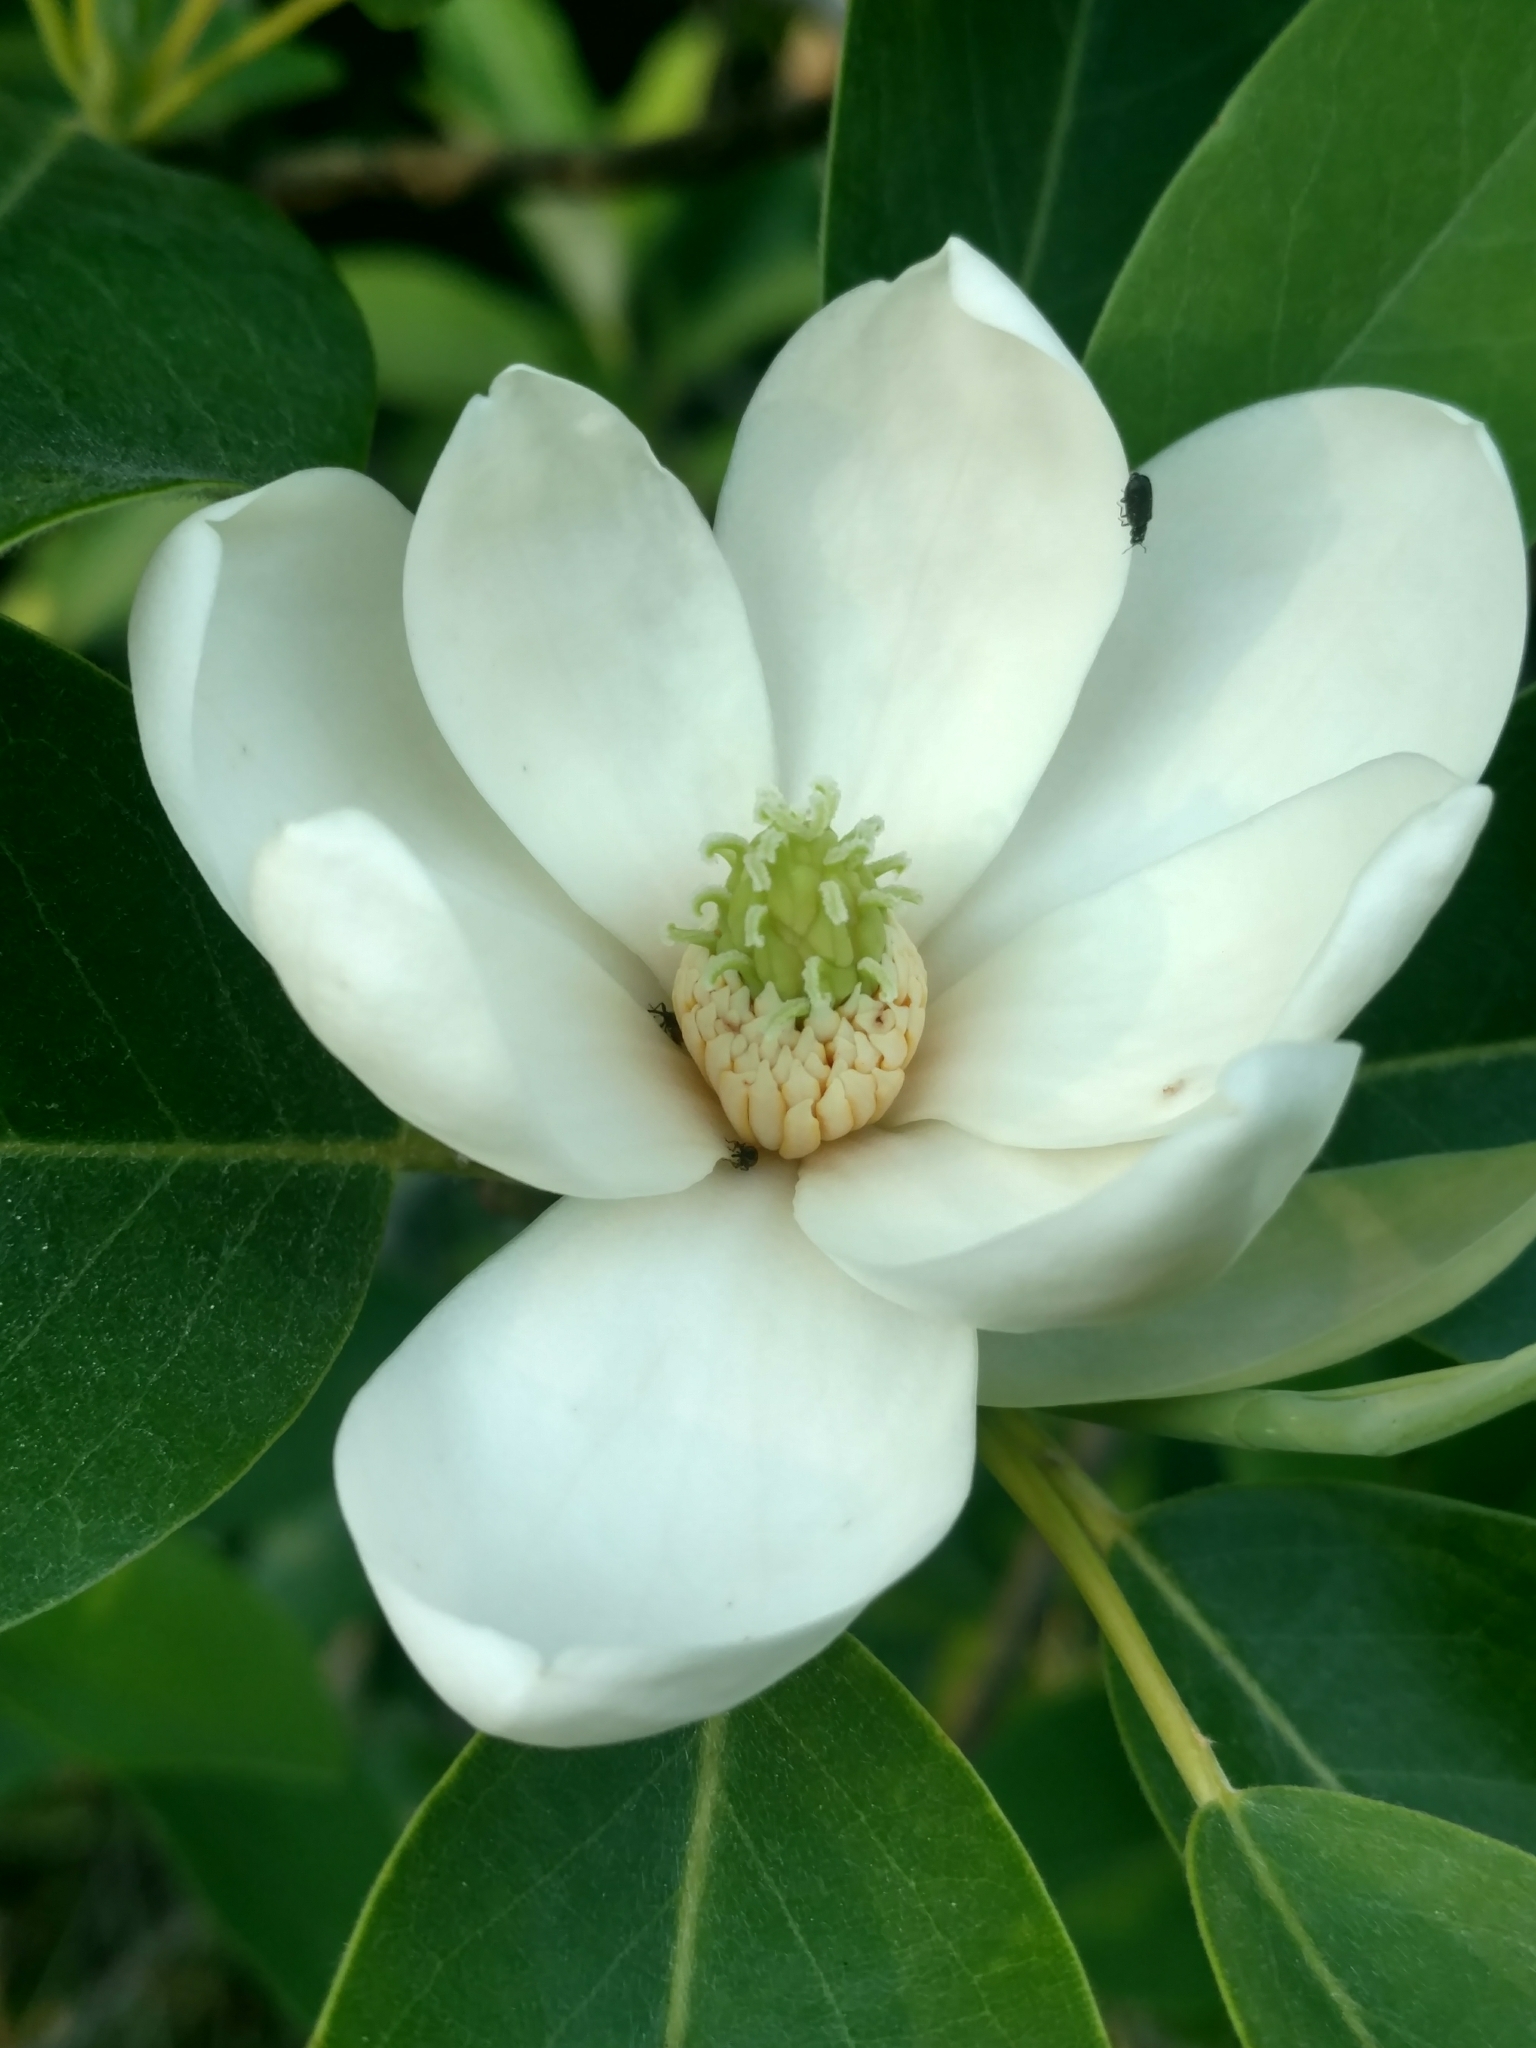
[666,782,928,1159]
[666,779,919,1013]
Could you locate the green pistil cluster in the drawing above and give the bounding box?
[667,780,919,1011]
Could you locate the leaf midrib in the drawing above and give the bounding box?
[1020,0,1098,291]
[1322,101,1536,381]
[0,113,73,228]
[0,1134,404,1169]
[1115,1528,1346,1794]
[1212,1799,1382,2047]
[662,1714,726,2048]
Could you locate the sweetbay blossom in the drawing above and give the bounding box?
[130,241,1527,1747]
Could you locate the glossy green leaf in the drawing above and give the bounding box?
[1086,0,1536,527]
[0,619,396,1627]
[143,1767,397,2022]
[315,1638,1111,2048]
[1189,1787,1536,2045]
[823,0,1302,343]
[981,1143,1536,1406]
[0,1536,343,1776]
[1104,1484,1536,1856]
[0,92,372,546]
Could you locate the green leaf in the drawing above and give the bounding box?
[0,618,395,1628]
[158,40,345,139]
[981,1143,1536,1406]
[1085,0,1536,528]
[421,0,597,145]
[0,1714,54,1801]
[1104,1485,1536,1857]
[337,246,589,415]
[142,1767,398,2023]
[1189,1786,1536,2045]
[0,496,187,653]
[0,92,373,547]
[0,1535,344,1776]
[1081,1345,1536,1456]
[1323,1045,1536,1167]
[822,0,1303,344]
[315,1638,1111,2048]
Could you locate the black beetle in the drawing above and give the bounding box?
[727,1141,759,1172]
[1120,471,1153,548]
[648,1001,684,1046]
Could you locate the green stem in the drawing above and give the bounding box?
[142,0,226,94]
[71,0,117,127]
[979,1410,1231,1809]
[128,0,345,140]
[24,0,82,94]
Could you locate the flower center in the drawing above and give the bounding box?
[666,781,927,1160]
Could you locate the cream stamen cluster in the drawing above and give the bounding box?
[667,782,926,1158]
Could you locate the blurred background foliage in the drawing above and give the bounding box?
[1,1,1533,2043]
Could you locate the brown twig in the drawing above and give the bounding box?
[255,95,833,216]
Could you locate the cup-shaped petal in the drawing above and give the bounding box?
[714,239,1129,936]
[936,386,1526,969]
[335,1165,977,1745]
[912,756,1478,1148]
[252,811,726,1196]
[129,469,721,1195]
[937,389,1531,974]
[795,1043,1358,1332]
[403,370,776,981]
[979,1143,1536,1408]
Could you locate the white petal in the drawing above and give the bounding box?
[907,756,1463,1149]
[934,387,1527,975]
[403,369,775,980]
[1270,785,1490,1039]
[981,1141,1536,1408]
[713,239,1129,936]
[129,469,717,1194]
[795,1044,1356,1333]
[334,1165,976,1746]
[253,812,725,1197]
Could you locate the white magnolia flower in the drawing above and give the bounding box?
[129,241,1527,1748]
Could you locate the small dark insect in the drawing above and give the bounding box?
[1120,470,1153,549]
[648,1001,683,1046]
[727,1141,759,1172]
